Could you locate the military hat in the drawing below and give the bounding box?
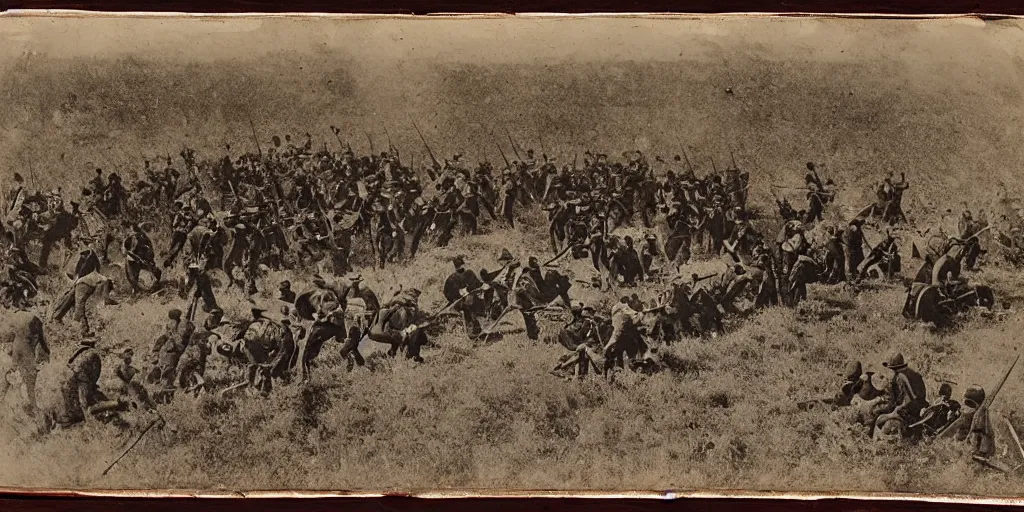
[733,264,746,276]
[938,382,954,398]
[839,361,862,380]
[964,385,986,408]
[311,274,327,287]
[498,249,514,263]
[570,302,584,314]
[121,347,134,358]
[209,307,223,315]
[80,336,98,348]
[452,255,466,268]
[251,308,266,319]
[347,272,363,283]
[882,352,907,371]
[645,233,658,241]
[168,309,183,321]
[279,280,291,289]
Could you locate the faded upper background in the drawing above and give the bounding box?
[1,15,1023,215]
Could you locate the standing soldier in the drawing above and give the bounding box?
[51,238,118,329]
[843,218,866,281]
[149,308,195,394]
[163,200,196,269]
[443,255,484,337]
[500,170,519,228]
[80,188,112,264]
[640,233,662,278]
[122,222,162,294]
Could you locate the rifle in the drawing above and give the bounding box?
[384,125,399,166]
[504,127,523,162]
[710,157,718,173]
[102,414,163,476]
[681,147,695,173]
[411,119,440,169]
[329,126,345,149]
[730,150,738,169]
[935,353,1020,440]
[247,116,263,160]
[365,132,375,156]
[496,143,511,169]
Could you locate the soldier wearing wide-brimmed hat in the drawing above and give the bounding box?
[873,352,928,438]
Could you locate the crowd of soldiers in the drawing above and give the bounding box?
[0,129,1012,471]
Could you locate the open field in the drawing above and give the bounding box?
[1,15,1024,496]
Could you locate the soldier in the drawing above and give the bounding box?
[500,170,519,227]
[163,200,195,268]
[640,233,662,278]
[955,385,995,459]
[278,280,296,303]
[552,302,603,378]
[115,347,154,411]
[603,296,645,370]
[443,255,484,337]
[874,352,928,439]
[51,239,118,327]
[822,225,846,284]
[149,308,195,393]
[613,235,644,286]
[860,230,900,280]
[918,382,962,435]
[843,218,866,280]
[42,335,124,432]
[122,222,162,294]
[79,188,112,264]
[89,168,106,197]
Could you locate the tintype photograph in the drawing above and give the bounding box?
[0,12,1022,499]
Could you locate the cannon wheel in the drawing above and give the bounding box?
[914,285,944,324]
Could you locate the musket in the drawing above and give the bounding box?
[936,353,1020,440]
[504,127,523,162]
[383,125,400,165]
[496,143,511,169]
[102,415,163,475]
[542,243,575,267]
[730,150,738,169]
[1002,414,1024,462]
[410,119,440,169]
[329,126,345,149]
[538,131,547,156]
[681,147,694,172]
[365,132,375,156]
[247,116,263,160]
[710,157,718,173]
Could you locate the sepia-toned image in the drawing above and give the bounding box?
[1,12,1024,498]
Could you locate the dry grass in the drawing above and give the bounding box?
[2,37,1024,496]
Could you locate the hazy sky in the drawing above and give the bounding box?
[0,14,1021,67]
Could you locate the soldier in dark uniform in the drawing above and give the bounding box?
[919,382,961,435]
[640,233,661,278]
[955,385,995,459]
[874,352,928,439]
[613,235,644,286]
[163,200,195,268]
[500,170,519,227]
[149,308,195,392]
[443,255,483,336]
[278,280,296,303]
[43,336,124,432]
[843,218,866,280]
[122,222,161,294]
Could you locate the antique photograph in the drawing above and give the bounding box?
[0,12,1023,498]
